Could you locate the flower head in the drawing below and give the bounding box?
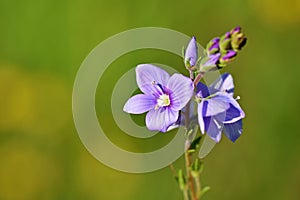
[123,64,194,132]
[184,36,198,67]
[196,73,245,142]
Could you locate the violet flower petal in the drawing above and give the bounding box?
[123,94,156,114]
[198,101,206,134]
[202,53,221,67]
[196,82,210,98]
[223,119,243,142]
[146,108,179,132]
[209,92,244,123]
[224,104,244,123]
[203,116,223,142]
[204,97,230,117]
[136,64,170,95]
[209,73,234,96]
[167,74,194,110]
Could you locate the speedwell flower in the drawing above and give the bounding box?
[123,64,194,132]
[196,73,245,142]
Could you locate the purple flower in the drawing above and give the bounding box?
[123,64,194,132]
[196,73,245,142]
[184,36,198,67]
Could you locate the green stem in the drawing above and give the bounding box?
[183,189,189,200]
[195,175,201,199]
[176,68,206,200]
[185,150,197,200]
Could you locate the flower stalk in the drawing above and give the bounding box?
[175,26,247,199]
[123,26,247,200]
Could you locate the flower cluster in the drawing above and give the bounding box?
[124,26,246,143]
[200,26,247,71]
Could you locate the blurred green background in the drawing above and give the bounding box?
[1,0,300,199]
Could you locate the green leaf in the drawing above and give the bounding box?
[201,186,211,197]
[191,158,204,177]
[177,169,186,191]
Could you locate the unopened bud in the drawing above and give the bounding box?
[230,26,247,51]
[219,32,231,51]
[206,37,220,55]
[184,36,198,67]
[220,50,237,64]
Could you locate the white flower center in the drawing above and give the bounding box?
[156,94,171,108]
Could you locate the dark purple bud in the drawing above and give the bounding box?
[219,32,232,51]
[224,32,231,39]
[230,26,247,50]
[220,50,237,63]
[209,38,220,51]
[206,37,220,55]
[230,26,241,35]
[231,34,247,50]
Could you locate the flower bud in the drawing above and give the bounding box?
[184,36,198,67]
[206,37,220,55]
[220,50,237,64]
[230,26,247,51]
[219,32,231,51]
[231,35,247,51]
[230,26,241,35]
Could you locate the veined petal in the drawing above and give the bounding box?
[196,82,210,98]
[167,74,194,110]
[198,101,206,134]
[184,36,198,66]
[224,103,245,123]
[204,98,229,117]
[202,53,220,67]
[166,113,182,131]
[146,108,179,132]
[123,94,156,114]
[212,92,245,123]
[209,73,234,96]
[203,116,223,143]
[136,64,170,95]
[223,120,243,142]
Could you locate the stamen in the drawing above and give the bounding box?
[157,94,171,107]
[151,81,165,95]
